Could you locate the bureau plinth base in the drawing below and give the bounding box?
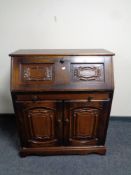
[20,146,106,157]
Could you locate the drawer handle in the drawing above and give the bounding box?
[32,95,38,101]
[87,96,93,102]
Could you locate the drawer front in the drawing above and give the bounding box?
[11,55,114,91]
[15,93,110,101]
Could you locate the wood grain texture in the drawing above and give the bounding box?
[20,146,106,157]
[10,54,114,92]
[9,49,115,56]
[10,49,114,156]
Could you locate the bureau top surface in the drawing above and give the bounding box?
[9,49,115,56]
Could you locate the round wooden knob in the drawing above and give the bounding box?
[32,95,38,101]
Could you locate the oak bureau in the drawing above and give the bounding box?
[10,49,115,157]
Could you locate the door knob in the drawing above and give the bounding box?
[32,95,38,101]
[64,118,69,125]
[57,119,62,123]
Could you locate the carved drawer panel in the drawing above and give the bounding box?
[71,64,104,81]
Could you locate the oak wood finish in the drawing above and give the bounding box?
[10,49,114,157]
[20,146,106,157]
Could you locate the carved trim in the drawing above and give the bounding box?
[23,65,53,81]
[23,67,30,80]
[72,108,99,139]
[72,63,105,81]
[27,108,55,141]
[74,66,101,81]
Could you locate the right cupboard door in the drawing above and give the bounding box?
[64,99,110,146]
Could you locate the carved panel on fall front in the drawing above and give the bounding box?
[21,63,54,81]
[26,107,56,142]
[72,64,104,81]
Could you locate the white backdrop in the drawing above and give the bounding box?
[0,0,131,116]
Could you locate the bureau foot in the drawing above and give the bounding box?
[19,146,106,157]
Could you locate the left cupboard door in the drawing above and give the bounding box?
[15,100,63,148]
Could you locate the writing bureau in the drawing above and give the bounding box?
[10,49,115,157]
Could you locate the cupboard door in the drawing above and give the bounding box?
[15,100,63,147]
[64,99,110,146]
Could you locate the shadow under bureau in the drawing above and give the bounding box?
[10,49,115,157]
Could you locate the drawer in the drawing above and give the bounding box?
[15,93,110,101]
